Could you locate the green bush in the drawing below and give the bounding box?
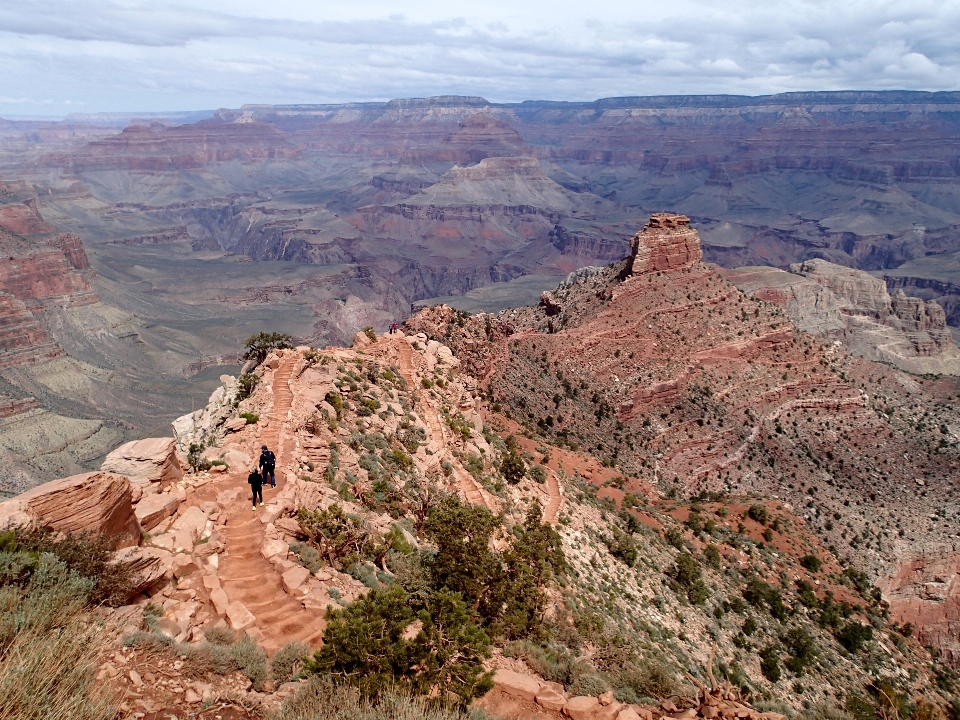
[835,622,873,653]
[363,327,377,342]
[273,641,310,682]
[10,528,136,607]
[205,625,235,646]
[187,442,212,472]
[239,411,259,424]
[305,585,493,706]
[667,553,708,605]
[606,529,637,567]
[237,372,260,401]
[781,627,816,675]
[0,540,129,719]
[231,633,268,689]
[243,331,292,366]
[500,449,526,485]
[528,465,547,484]
[326,392,344,420]
[290,542,324,573]
[800,554,822,573]
[747,504,769,524]
[759,645,781,683]
[619,659,678,699]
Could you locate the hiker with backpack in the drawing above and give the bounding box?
[248,467,264,510]
[259,444,276,488]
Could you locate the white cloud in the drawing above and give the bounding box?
[0,0,958,115]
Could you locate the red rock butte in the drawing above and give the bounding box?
[629,213,703,275]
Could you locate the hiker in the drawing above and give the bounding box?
[248,467,263,510]
[259,444,276,488]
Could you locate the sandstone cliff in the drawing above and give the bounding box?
[725,259,960,374]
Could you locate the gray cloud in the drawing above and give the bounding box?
[0,0,958,115]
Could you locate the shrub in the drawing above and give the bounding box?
[290,542,324,573]
[363,327,377,342]
[747,504,769,524]
[187,443,211,472]
[11,528,136,607]
[528,465,547,484]
[836,622,873,653]
[606,529,637,567]
[273,675,484,720]
[237,372,260,401]
[619,659,678,699]
[272,641,309,682]
[239,411,259,424]
[759,646,781,683]
[704,544,721,569]
[667,553,708,605]
[305,585,493,706]
[781,627,816,675]
[231,633,268,689]
[205,625,235,646]
[243,331,292,366]
[570,673,609,696]
[799,554,822,573]
[325,392,344,420]
[0,547,117,719]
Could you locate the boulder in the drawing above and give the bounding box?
[226,600,256,631]
[172,506,208,542]
[0,471,140,549]
[536,686,568,711]
[494,668,541,701]
[112,546,172,594]
[224,417,247,432]
[134,493,181,531]
[281,565,311,594]
[261,539,289,559]
[101,437,183,486]
[564,696,601,720]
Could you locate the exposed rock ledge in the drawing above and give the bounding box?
[724,259,960,375]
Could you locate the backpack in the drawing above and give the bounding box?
[261,450,276,470]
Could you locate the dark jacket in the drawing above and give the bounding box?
[259,450,276,471]
[247,470,263,486]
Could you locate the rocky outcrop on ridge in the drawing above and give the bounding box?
[0,471,140,548]
[101,437,183,487]
[725,259,960,374]
[630,213,703,275]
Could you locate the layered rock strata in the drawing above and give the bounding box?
[0,471,140,549]
[725,259,960,374]
[629,213,702,275]
[101,437,183,487]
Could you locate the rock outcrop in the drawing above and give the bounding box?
[0,291,64,367]
[172,375,240,452]
[629,213,703,275]
[725,259,960,374]
[101,437,183,487]
[0,471,140,548]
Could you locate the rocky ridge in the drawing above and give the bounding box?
[724,259,960,375]
[406,214,960,673]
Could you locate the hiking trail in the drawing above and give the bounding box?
[214,359,327,653]
[396,338,492,510]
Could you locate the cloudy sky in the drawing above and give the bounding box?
[1,0,958,116]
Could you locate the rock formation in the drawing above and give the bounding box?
[725,259,960,374]
[101,437,183,487]
[629,213,703,275]
[0,471,140,548]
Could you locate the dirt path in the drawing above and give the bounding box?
[215,359,327,653]
[544,470,563,523]
[396,338,492,510]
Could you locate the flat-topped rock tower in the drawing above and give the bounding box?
[629,212,703,275]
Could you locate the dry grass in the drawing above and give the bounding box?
[273,675,489,720]
[0,548,117,720]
